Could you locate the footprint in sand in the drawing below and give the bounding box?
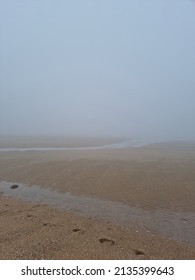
[43,222,56,227]
[99,238,115,246]
[72,228,81,232]
[134,249,145,256]
[26,214,36,218]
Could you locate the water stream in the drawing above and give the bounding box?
[0,140,151,152]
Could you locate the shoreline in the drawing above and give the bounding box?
[0,196,195,260]
[1,180,195,247]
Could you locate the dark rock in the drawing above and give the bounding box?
[10,184,19,189]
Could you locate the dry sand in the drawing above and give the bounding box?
[0,137,195,259]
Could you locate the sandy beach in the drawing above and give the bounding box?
[0,137,195,259]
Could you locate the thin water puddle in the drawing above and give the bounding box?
[0,181,195,246]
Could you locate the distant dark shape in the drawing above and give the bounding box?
[10,184,19,189]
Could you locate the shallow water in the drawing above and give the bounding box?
[0,181,195,246]
[0,139,151,152]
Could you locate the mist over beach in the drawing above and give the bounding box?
[0,0,195,141]
[0,0,195,260]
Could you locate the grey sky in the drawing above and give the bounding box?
[0,0,195,140]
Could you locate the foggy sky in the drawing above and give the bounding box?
[0,0,195,140]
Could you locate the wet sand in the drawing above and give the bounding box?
[0,138,195,259]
